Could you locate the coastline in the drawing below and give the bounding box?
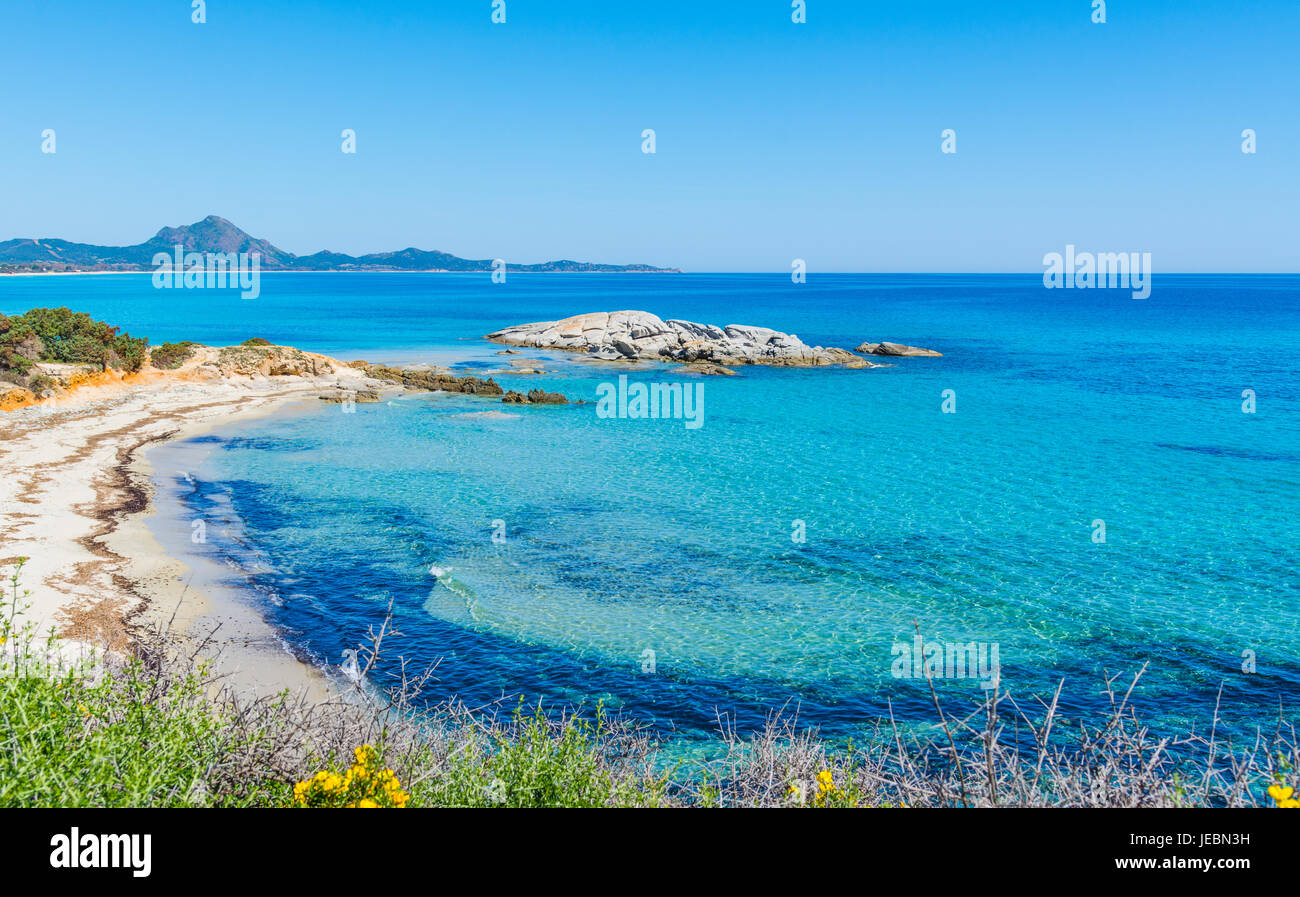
[0,269,684,276]
[115,399,338,700]
[0,356,382,698]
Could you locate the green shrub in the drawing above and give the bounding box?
[111,333,149,372]
[26,374,58,395]
[417,703,666,808]
[0,561,283,808]
[0,307,148,373]
[1,561,665,809]
[150,340,200,370]
[241,337,272,346]
[0,661,288,807]
[292,744,410,808]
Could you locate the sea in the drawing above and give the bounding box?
[4,272,1298,752]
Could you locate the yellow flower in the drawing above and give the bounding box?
[292,747,405,808]
[1267,783,1297,808]
[816,770,834,792]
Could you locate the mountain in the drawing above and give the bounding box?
[0,216,680,273]
[148,216,293,266]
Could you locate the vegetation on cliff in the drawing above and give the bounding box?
[149,340,201,370]
[0,307,149,391]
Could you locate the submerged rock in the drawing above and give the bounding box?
[855,341,942,357]
[486,310,861,367]
[450,409,521,420]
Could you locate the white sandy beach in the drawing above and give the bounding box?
[0,350,384,697]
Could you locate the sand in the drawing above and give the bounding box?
[0,353,384,697]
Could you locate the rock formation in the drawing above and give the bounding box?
[363,364,571,405]
[362,364,505,396]
[486,311,863,367]
[212,344,336,377]
[501,388,568,405]
[855,341,942,357]
[319,388,383,404]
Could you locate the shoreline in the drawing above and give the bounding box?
[115,398,338,700]
[0,355,384,698]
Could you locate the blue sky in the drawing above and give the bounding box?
[1,0,1296,271]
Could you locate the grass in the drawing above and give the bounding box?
[2,561,1297,808]
[0,563,285,807]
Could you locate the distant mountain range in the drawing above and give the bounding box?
[0,216,681,273]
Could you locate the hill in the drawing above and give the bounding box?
[0,216,680,273]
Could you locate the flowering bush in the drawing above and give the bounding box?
[787,769,861,807]
[293,745,409,808]
[1268,784,1297,808]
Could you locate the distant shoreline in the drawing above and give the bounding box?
[0,215,681,274]
[0,269,685,276]
[5,269,1297,278]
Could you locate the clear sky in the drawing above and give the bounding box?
[1,0,1296,271]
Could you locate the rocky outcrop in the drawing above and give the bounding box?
[363,364,504,396]
[213,344,336,377]
[319,388,383,404]
[0,385,36,411]
[855,341,942,357]
[486,311,862,367]
[363,364,573,405]
[502,388,568,405]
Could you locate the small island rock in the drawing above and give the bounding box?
[487,311,860,367]
[854,341,942,357]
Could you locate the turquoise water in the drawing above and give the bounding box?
[4,273,1298,746]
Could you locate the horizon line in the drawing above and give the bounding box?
[4,269,1298,277]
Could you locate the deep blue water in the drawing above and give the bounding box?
[4,273,1298,749]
